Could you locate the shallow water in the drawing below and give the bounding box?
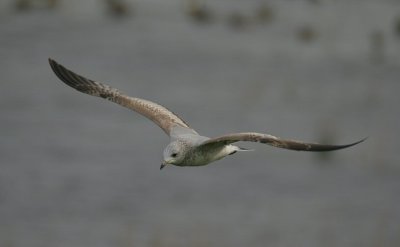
[1,1,400,246]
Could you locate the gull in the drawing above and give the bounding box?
[48,59,365,169]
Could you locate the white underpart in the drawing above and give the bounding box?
[210,145,241,161]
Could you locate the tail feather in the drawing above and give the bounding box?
[228,146,254,155]
[238,147,254,151]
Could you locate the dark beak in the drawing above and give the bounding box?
[160,162,167,170]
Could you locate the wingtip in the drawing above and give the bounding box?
[48,58,57,69]
[48,57,57,66]
[48,58,63,80]
[344,137,367,149]
[358,136,368,144]
[357,137,368,144]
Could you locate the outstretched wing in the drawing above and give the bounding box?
[198,132,365,151]
[49,58,197,136]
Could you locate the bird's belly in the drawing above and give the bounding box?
[182,146,233,167]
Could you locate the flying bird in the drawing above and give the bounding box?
[48,58,365,169]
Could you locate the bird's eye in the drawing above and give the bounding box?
[171,153,178,158]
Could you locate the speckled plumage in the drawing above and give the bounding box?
[49,58,365,169]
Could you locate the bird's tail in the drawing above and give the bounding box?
[228,146,254,155]
[238,147,254,152]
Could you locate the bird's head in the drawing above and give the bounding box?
[161,141,185,169]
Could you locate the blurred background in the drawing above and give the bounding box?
[1,0,400,246]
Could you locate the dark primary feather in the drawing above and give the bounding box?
[48,58,194,135]
[49,58,119,99]
[199,132,366,152]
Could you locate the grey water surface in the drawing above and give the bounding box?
[1,1,400,246]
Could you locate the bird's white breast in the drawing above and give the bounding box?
[188,145,238,166]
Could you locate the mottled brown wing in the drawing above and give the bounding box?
[199,132,365,151]
[49,58,196,136]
